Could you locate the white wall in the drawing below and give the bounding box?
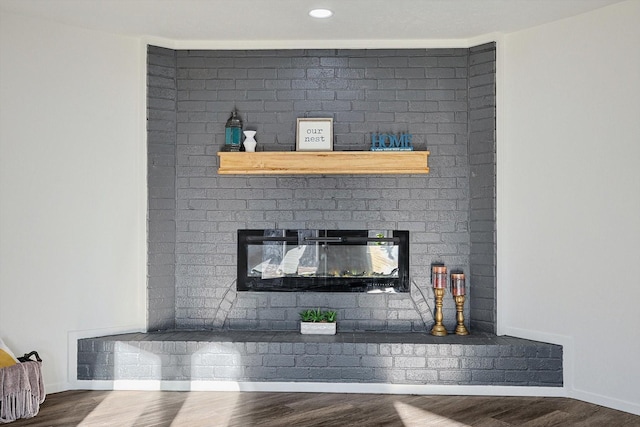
[500,0,640,414]
[0,11,146,391]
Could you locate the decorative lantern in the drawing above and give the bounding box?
[450,273,465,296]
[431,266,447,289]
[225,109,243,151]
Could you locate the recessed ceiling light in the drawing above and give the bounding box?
[309,8,333,19]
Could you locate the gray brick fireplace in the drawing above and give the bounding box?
[76,43,561,389]
[147,44,496,334]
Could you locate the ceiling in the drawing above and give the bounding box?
[0,0,623,44]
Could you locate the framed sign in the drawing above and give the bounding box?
[296,118,333,151]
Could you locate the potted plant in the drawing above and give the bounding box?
[299,308,337,335]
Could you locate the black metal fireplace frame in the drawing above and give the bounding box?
[237,229,410,292]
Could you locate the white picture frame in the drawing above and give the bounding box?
[296,118,333,151]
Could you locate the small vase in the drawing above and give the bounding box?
[243,130,257,152]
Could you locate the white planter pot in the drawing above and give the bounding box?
[300,322,336,335]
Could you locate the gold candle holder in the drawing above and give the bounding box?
[430,265,448,336]
[430,287,447,336]
[450,272,468,336]
[454,295,469,335]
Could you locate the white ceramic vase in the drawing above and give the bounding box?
[243,130,257,152]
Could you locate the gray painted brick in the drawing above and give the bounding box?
[78,334,562,387]
[407,369,439,382]
[395,357,426,368]
[495,357,528,371]
[275,367,310,379]
[297,355,328,367]
[146,47,496,334]
[504,370,538,384]
[550,346,563,359]
[427,357,460,369]
[148,47,177,331]
[527,358,563,371]
[461,357,494,369]
[340,368,375,381]
[471,369,505,384]
[531,371,563,385]
[438,370,472,383]
[308,368,344,380]
[468,43,496,333]
[361,356,393,368]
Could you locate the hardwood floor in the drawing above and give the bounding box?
[8,390,640,426]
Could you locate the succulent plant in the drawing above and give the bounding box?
[299,308,337,323]
[323,310,337,323]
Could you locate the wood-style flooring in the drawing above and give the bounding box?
[8,390,640,426]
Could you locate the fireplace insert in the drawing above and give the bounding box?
[237,229,409,292]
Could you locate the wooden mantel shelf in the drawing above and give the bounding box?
[217,151,429,175]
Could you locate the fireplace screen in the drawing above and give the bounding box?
[237,229,409,292]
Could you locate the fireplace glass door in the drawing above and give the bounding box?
[237,230,409,292]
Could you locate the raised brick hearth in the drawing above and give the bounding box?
[78,331,562,387]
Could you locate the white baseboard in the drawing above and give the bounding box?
[44,381,71,394]
[72,379,566,398]
[571,388,640,417]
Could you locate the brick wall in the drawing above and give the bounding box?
[147,46,177,330]
[468,43,497,333]
[147,46,497,333]
[78,331,563,387]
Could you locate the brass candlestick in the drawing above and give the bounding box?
[430,288,447,336]
[454,295,469,335]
